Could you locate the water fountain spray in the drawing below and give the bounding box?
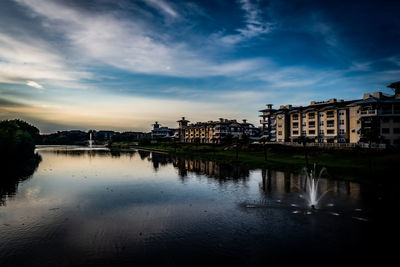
[302,164,327,210]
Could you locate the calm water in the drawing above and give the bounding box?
[0,146,394,266]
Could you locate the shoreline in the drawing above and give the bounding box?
[108,142,400,184]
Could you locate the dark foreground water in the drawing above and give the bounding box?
[0,146,395,266]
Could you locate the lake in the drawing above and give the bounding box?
[0,146,394,266]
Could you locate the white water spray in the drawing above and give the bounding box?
[89,132,93,147]
[302,164,328,209]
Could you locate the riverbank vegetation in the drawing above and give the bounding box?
[0,119,40,161]
[108,140,399,183]
[0,120,42,198]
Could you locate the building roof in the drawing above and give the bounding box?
[347,97,400,106]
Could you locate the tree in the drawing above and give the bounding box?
[223,134,233,145]
[0,119,39,161]
[297,136,310,169]
[260,136,270,161]
[387,81,400,95]
[233,136,240,160]
[193,137,200,151]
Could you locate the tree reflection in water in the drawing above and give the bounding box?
[0,155,41,206]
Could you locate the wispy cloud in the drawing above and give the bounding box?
[26,80,43,89]
[216,0,273,45]
[12,0,263,78]
[0,32,92,87]
[143,0,178,18]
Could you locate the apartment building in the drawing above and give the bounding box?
[259,104,277,141]
[178,117,260,143]
[348,92,400,145]
[259,87,400,145]
[151,121,175,139]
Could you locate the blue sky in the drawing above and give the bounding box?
[0,0,399,132]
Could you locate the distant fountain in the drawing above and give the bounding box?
[301,164,328,209]
[89,132,93,148]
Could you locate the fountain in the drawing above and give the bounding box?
[88,132,93,148]
[301,164,328,209]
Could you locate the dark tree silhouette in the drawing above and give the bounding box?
[387,81,400,94]
[297,136,310,169]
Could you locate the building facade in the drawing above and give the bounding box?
[178,118,260,143]
[259,89,400,146]
[151,121,175,139]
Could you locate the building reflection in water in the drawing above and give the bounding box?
[260,168,361,199]
[141,150,361,199]
[172,157,250,183]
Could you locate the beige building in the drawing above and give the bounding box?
[178,117,260,144]
[260,88,400,146]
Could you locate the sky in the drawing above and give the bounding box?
[0,0,399,133]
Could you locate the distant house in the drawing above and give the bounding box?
[94,130,117,141]
[151,121,176,139]
[177,117,260,144]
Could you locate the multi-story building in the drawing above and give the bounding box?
[151,121,175,139]
[260,87,400,146]
[178,118,259,144]
[348,92,400,145]
[259,104,276,141]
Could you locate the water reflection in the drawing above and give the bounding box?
[0,156,41,205]
[140,151,361,201]
[0,147,390,266]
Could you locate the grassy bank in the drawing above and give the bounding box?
[108,142,400,183]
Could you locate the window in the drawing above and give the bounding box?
[278,124,282,128]
[319,130,324,135]
[394,128,400,134]
[293,122,299,129]
[382,128,390,134]
[327,111,334,118]
[293,130,299,135]
[339,110,345,116]
[327,129,335,134]
[302,113,306,118]
[309,121,315,128]
[292,115,299,120]
[319,121,324,126]
[301,130,306,135]
[339,129,345,135]
[308,130,315,135]
[327,120,335,127]
[308,113,315,119]
[339,120,345,125]
[278,131,282,136]
[319,113,324,118]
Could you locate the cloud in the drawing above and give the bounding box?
[12,0,264,78]
[215,0,273,45]
[143,0,178,18]
[0,32,92,87]
[26,80,43,89]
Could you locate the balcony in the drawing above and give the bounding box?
[360,109,377,116]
